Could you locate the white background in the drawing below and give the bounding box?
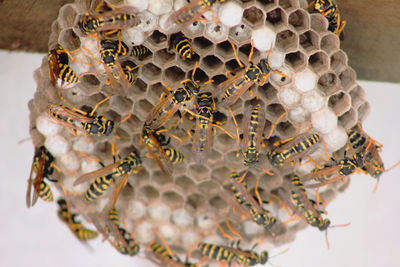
[0,51,399,267]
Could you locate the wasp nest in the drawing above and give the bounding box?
[28,0,370,265]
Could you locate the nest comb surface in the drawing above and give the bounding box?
[28,0,370,265]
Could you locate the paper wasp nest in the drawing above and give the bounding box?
[28,0,370,265]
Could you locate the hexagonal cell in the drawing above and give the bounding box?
[310,13,329,33]
[211,166,231,184]
[59,29,81,52]
[204,22,229,43]
[256,0,276,10]
[104,109,121,125]
[266,8,287,28]
[243,6,265,28]
[328,92,351,116]
[308,51,329,74]
[209,195,227,211]
[134,98,153,120]
[193,37,214,54]
[58,4,78,29]
[79,75,101,95]
[201,55,224,74]
[225,58,244,73]
[276,30,298,52]
[198,180,221,196]
[357,102,371,123]
[115,127,130,144]
[349,85,366,109]
[190,67,209,84]
[339,68,356,91]
[320,34,340,55]
[299,30,319,53]
[229,24,252,45]
[132,78,147,95]
[215,132,238,151]
[285,51,306,72]
[288,9,309,32]
[140,63,161,84]
[153,48,176,68]
[161,190,184,209]
[175,175,196,192]
[330,50,348,74]
[317,72,339,96]
[279,0,298,9]
[276,121,296,137]
[215,40,234,61]
[139,185,160,201]
[110,95,133,115]
[188,164,210,182]
[164,66,186,87]
[186,193,206,211]
[258,82,278,102]
[152,170,173,186]
[266,103,286,118]
[121,113,141,133]
[147,30,168,47]
[182,20,205,38]
[147,82,166,101]
[338,108,357,129]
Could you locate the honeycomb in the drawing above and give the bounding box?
[28,0,371,265]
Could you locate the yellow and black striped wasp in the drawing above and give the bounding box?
[309,0,346,39]
[290,175,330,231]
[198,240,268,266]
[113,226,140,256]
[170,33,194,60]
[267,132,321,167]
[26,146,57,207]
[242,104,266,166]
[150,241,198,267]
[146,62,201,130]
[48,94,114,136]
[121,60,139,86]
[213,41,286,108]
[131,45,151,59]
[73,151,142,202]
[57,198,99,241]
[231,172,276,230]
[166,0,222,26]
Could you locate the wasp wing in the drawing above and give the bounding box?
[73,161,121,186]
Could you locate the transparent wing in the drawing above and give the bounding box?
[213,69,246,99]
[220,79,255,108]
[73,161,121,186]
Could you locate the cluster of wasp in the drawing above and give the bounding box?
[27,0,393,266]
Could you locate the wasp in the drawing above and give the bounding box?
[347,125,384,179]
[231,172,276,230]
[146,62,201,129]
[166,0,221,26]
[57,198,99,241]
[131,45,151,59]
[267,133,321,167]
[48,94,114,136]
[170,33,194,60]
[73,151,142,202]
[198,241,268,266]
[48,44,79,87]
[213,41,286,108]
[309,0,346,38]
[151,241,198,267]
[26,146,57,207]
[290,175,330,231]
[113,227,140,256]
[241,104,266,166]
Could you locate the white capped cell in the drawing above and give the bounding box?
[72,135,95,154]
[121,27,145,46]
[294,68,317,93]
[323,126,348,152]
[137,11,158,32]
[218,2,243,27]
[159,225,177,243]
[59,151,80,171]
[251,26,276,52]
[243,220,265,236]
[80,159,102,174]
[148,0,173,15]
[270,66,291,85]
[302,91,326,112]
[200,234,224,245]
[148,204,171,222]
[172,209,194,228]
[311,108,338,134]
[295,158,316,175]
[180,231,198,249]
[289,106,310,123]
[135,222,154,243]
[45,134,69,156]
[279,87,300,106]
[268,49,285,69]
[196,215,214,230]
[124,0,148,12]
[127,201,146,220]
[159,13,181,33]
[205,21,229,43]
[68,50,92,74]
[173,0,187,10]
[36,114,62,136]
